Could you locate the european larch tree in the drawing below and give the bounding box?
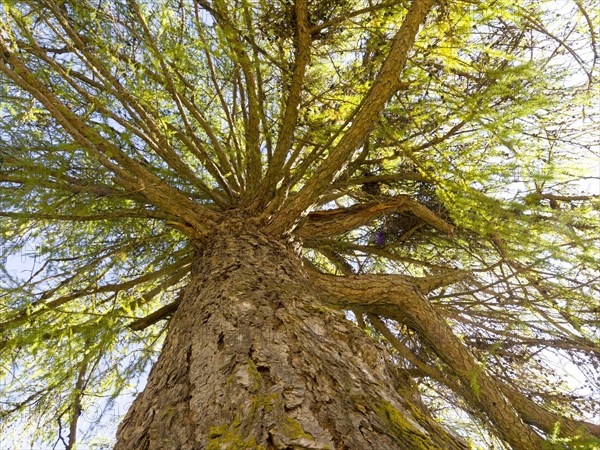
[0,0,599,448]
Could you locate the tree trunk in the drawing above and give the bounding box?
[115,220,468,449]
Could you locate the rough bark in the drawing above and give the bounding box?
[115,220,468,449]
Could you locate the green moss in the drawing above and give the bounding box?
[207,415,266,450]
[281,416,315,441]
[378,401,442,450]
[406,401,426,420]
[208,424,228,438]
[468,369,481,398]
[207,431,262,450]
[226,373,235,385]
[250,392,279,413]
[305,303,333,315]
[160,405,175,418]
[208,360,333,449]
[246,357,261,392]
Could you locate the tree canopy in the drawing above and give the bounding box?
[0,0,599,448]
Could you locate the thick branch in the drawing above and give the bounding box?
[368,315,600,441]
[300,197,410,238]
[299,195,453,238]
[309,271,546,449]
[499,383,600,439]
[333,172,429,189]
[0,210,174,222]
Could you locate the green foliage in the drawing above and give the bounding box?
[0,0,598,447]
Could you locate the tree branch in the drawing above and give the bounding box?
[0,210,174,222]
[310,0,405,34]
[309,270,546,449]
[333,171,429,189]
[195,0,263,194]
[128,294,183,331]
[298,195,454,238]
[368,314,600,441]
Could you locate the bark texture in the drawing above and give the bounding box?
[115,220,468,449]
